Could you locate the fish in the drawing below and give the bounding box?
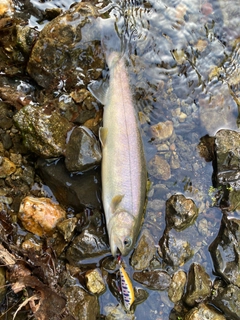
[88,51,147,256]
[119,260,135,310]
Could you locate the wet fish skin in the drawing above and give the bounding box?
[98,52,147,256]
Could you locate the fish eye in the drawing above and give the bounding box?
[123,237,132,248]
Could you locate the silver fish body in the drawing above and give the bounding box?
[89,52,147,256]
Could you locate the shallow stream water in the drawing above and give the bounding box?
[8,0,240,318]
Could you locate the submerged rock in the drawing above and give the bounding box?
[37,158,101,211]
[133,269,170,290]
[148,154,171,180]
[218,0,240,38]
[209,214,240,287]
[212,284,240,320]
[131,229,156,270]
[184,263,212,307]
[184,303,226,320]
[150,120,174,141]
[165,194,198,231]
[14,104,73,158]
[199,83,238,136]
[27,2,104,90]
[65,126,101,172]
[18,196,66,236]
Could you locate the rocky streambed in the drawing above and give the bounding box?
[0,0,240,319]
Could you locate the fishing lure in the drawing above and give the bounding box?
[118,256,135,311]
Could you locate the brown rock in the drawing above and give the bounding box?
[18,196,66,236]
[150,120,174,141]
[184,303,226,320]
[168,270,187,303]
[85,269,106,294]
[0,156,16,178]
[0,0,13,16]
[148,155,171,180]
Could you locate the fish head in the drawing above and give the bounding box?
[108,210,136,257]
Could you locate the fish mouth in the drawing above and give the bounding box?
[110,237,122,257]
[110,244,120,257]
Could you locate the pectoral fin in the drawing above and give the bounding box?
[99,127,108,147]
[110,194,124,213]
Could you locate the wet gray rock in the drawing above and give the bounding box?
[65,126,101,172]
[209,214,240,287]
[57,217,78,242]
[165,194,198,231]
[133,269,170,290]
[215,129,240,190]
[27,2,104,90]
[63,276,100,320]
[66,227,109,265]
[131,229,156,270]
[184,263,212,307]
[159,228,194,267]
[66,211,109,265]
[168,270,187,303]
[212,284,240,320]
[14,104,73,158]
[184,303,226,320]
[37,158,101,211]
[159,194,199,267]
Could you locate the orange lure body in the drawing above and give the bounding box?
[119,264,135,310]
